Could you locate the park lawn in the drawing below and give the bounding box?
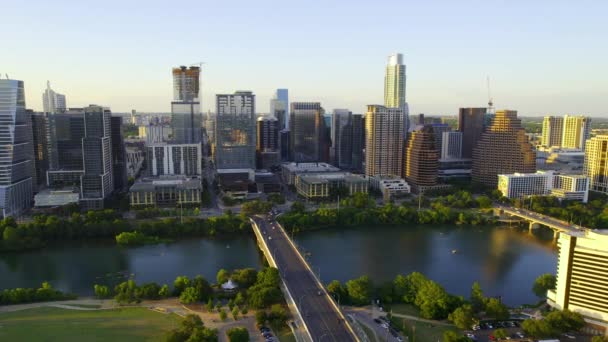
[389,303,420,317]
[391,316,459,342]
[0,307,182,342]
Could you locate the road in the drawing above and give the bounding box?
[495,204,587,232]
[251,215,357,342]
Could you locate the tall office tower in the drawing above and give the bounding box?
[0,80,34,217]
[171,66,202,144]
[275,89,289,128]
[583,135,608,193]
[331,109,353,169]
[562,115,591,150]
[404,125,439,191]
[139,123,171,144]
[256,116,280,169]
[42,81,66,114]
[541,116,564,147]
[47,105,114,210]
[351,114,365,172]
[441,131,463,159]
[146,143,202,176]
[471,110,536,187]
[548,230,608,333]
[110,116,128,191]
[417,114,425,125]
[458,107,487,158]
[280,130,290,162]
[364,105,403,177]
[215,91,256,169]
[430,123,451,152]
[172,66,200,102]
[289,102,328,163]
[384,53,408,135]
[270,98,287,131]
[30,111,49,191]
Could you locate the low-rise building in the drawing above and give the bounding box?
[295,172,367,200]
[217,169,255,200]
[129,176,201,208]
[34,188,80,208]
[438,158,472,181]
[126,146,144,178]
[551,174,590,203]
[370,175,411,201]
[498,171,590,203]
[548,230,608,336]
[255,172,281,193]
[281,162,340,185]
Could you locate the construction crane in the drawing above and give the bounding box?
[189,61,206,68]
[486,75,494,114]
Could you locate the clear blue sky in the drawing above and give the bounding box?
[3,0,607,116]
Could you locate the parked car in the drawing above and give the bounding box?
[466,333,477,341]
[373,318,382,324]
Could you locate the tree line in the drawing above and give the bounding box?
[0,282,75,305]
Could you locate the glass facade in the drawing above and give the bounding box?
[289,102,328,163]
[215,91,256,169]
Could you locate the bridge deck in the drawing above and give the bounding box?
[494,205,587,233]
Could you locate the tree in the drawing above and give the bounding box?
[544,309,585,334]
[592,337,608,342]
[291,201,305,213]
[443,330,471,342]
[192,275,212,302]
[522,319,553,338]
[206,298,214,312]
[234,292,245,306]
[470,282,486,313]
[173,276,191,296]
[231,268,258,288]
[159,284,170,298]
[268,304,288,327]
[494,328,508,339]
[255,310,267,326]
[346,275,372,306]
[94,284,111,299]
[448,304,476,329]
[179,287,200,304]
[226,327,249,342]
[114,280,140,304]
[392,275,408,303]
[216,269,229,285]
[533,273,556,298]
[219,308,227,321]
[485,298,509,320]
[231,306,239,320]
[415,280,453,319]
[476,196,492,208]
[240,306,248,316]
[327,280,347,304]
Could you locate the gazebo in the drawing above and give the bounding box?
[221,279,238,293]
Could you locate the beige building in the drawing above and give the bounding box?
[541,116,563,147]
[365,105,404,177]
[584,135,608,194]
[295,173,368,200]
[548,230,608,336]
[129,176,201,208]
[562,115,591,150]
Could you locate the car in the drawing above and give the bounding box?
[489,334,495,341]
[268,236,272,240]
[381,323,389,329]
[259,326,270,333]
[562,333,576,339]
[515,332,525,338]
[396,337,404,342]
[466,333,477,341]
[487,323,494,329]
[373,318,382,324]
[263,332,273,338]
[379,316,389,323]
[317,290,322,296]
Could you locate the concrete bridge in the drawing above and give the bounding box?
[493,204,588,238]
[250,215,360,342]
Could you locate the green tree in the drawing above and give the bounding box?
[234,292,245,306]
[173,276,191,296]
[327,280,347,304]
[592,337,608,342]
[544,309,585,334]
[114,280,140,304]
[346,275,372,306]
[494,328,508,339]
[476,196,492,208]
[231,268,258,288]
[255,310,267,326]
[159,284,170,298]
[94,284,111,299]
[470,282,486,313]
[443,330,471,342]
[206,298,214,312]
[179,287,200,304]
[231,306,239,320]
[448,304,476,329]
[192,275,212,302]
[226,326,249,342]
[219,308,227,321]
[485,298,509,320]
[268,304,288,327]
[522,319,553,338]
[240,306,248,316]
[415,280,453,319]
[533,273,556,298]
[216,269,229,285]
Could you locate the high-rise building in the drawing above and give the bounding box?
[271,89,289,129]
[541,116,564,147]
[289,102,328,163]
[384,53,408,134]
[584,135,608,194]
[364,105,403,177]
[139,123,171,144]
[471,110,536,187]
[280,130,290,162]
[562,115,591,150]
[351,114,365,173]
[548,230,608,335]
[430,123,451,152]
[47,105,114,210]
[497,171,553,199]
[42,81,66,114]
[404,125,439,191]
[331,109,353,169]
[215,91,256,169]
[172,66,200,102]
[256,116,280,169]
[458,108,486,158]
[30,111,49,192]
[111,116,128,191]
[171,66,202,144]
[0,80,34,217]
[146,143,202,176]
[441,131,462,159]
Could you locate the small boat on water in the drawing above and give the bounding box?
[451,249,459,254]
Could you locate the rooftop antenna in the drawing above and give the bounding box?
[486,76,495,114]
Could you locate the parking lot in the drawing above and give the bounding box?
[465,320,528,342]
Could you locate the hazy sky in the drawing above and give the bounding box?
[3,0,607,116]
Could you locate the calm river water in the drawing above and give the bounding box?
[0,224,556,306]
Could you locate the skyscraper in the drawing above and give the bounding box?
[584,135,608,194]
[541,116,564,147]
[331,109,353,169]
[146,143,202,176]
[47,105,114,210]
[471,110,536,187]
[256,116,280,169]
[42,81,66,114]
[289,102,328,163]
[365,105,404,177]
[351,114,365,173]
[110,116,128,191]
[404,125,439,192]
[441,131,463,159]
[271,89,289,129]
[171,66,202,144]
[562,115,591,150]
[384,53,408,134]
[215,91,256,169]
[30,111,49,192]
[0,80,34,217]
[458,107,486,158]
[430,123,451,152]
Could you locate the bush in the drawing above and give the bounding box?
[94,284,111,299]
[226,327,249,342]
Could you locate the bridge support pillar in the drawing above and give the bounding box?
[553,230,559,241]
[529,222,540,232]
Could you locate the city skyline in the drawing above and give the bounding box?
[3,1,607,116]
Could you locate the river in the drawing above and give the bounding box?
[0,224,556,306]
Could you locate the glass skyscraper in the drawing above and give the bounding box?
[384,53,408,134]
[215,91,256,169]
[289,102,328,163]
[0,79,34,217]
[171,66,202,143]
[42,81,66,114]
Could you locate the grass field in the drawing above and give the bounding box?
[0,307,182,342]
[390,316,459,342]
[388,303,420,316]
